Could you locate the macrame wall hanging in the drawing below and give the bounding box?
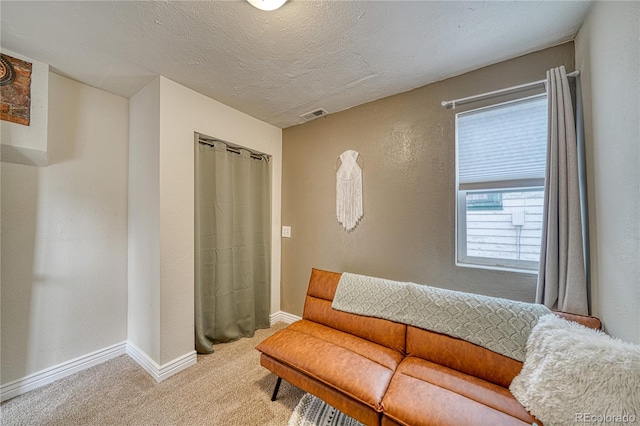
[336,150,363,232]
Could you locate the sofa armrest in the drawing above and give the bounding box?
[552,311,602,330]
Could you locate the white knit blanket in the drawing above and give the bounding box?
[331,273,551,361]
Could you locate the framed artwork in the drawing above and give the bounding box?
[0,53,32,126]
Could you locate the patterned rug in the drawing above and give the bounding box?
[288,393,364,426]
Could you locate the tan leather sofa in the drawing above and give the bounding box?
[256,269,602,426]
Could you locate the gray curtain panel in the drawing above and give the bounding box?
[195,141,271,354]
[536,66,588,315]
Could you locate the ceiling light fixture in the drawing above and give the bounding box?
[247,0,287,11]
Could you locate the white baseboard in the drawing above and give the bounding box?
[1,341,198,402]
[0,341,127,402]
[126,342,197,383]
[270,311,302,325]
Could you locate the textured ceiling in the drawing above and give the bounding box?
[1,1,591,128]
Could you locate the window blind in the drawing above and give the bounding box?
[457,95,547,190]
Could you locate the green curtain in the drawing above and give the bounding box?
[195,141,271,354]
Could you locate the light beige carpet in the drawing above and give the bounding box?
[0,323,304,425]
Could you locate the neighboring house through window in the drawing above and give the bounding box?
[455,94,547,272]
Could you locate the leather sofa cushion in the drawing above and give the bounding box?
[405,312,603,389]
[303,268,407,353]
[286,320,404,370]
[261,355,382,426]
[406,326,523,388]
[256,319,401,410]
[381,357,537,426]
[306,268,343,301]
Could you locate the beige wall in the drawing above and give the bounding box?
[157,77,282,364]
[128,76,282,366]
[281,43,574,316]
[128,77,161,362]
[575,2,640,344]
[1,73,129,383]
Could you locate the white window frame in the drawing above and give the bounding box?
[455,94,547,274]
[456,187,543,273]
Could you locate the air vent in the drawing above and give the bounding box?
[300,108,328,122]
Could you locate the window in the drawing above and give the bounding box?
[467,192,503,210]
[455,94,547,272]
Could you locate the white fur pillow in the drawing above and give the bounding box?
[510,314,640,426]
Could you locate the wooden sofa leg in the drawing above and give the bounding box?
[271,377,283,401]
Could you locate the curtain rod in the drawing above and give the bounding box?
[198,137,269,161]
[441,70,580,110]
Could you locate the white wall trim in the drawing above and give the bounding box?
[270,311,301,325]
[0,341,127,402]
[1,341,198,402]
[126,342,197,383]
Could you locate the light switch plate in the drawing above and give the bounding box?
[282,226,291,238]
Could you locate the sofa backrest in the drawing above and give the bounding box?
[406,311,602,389]
[406,326,523,388]
[303,268,603,389]
[303,268,407,354]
